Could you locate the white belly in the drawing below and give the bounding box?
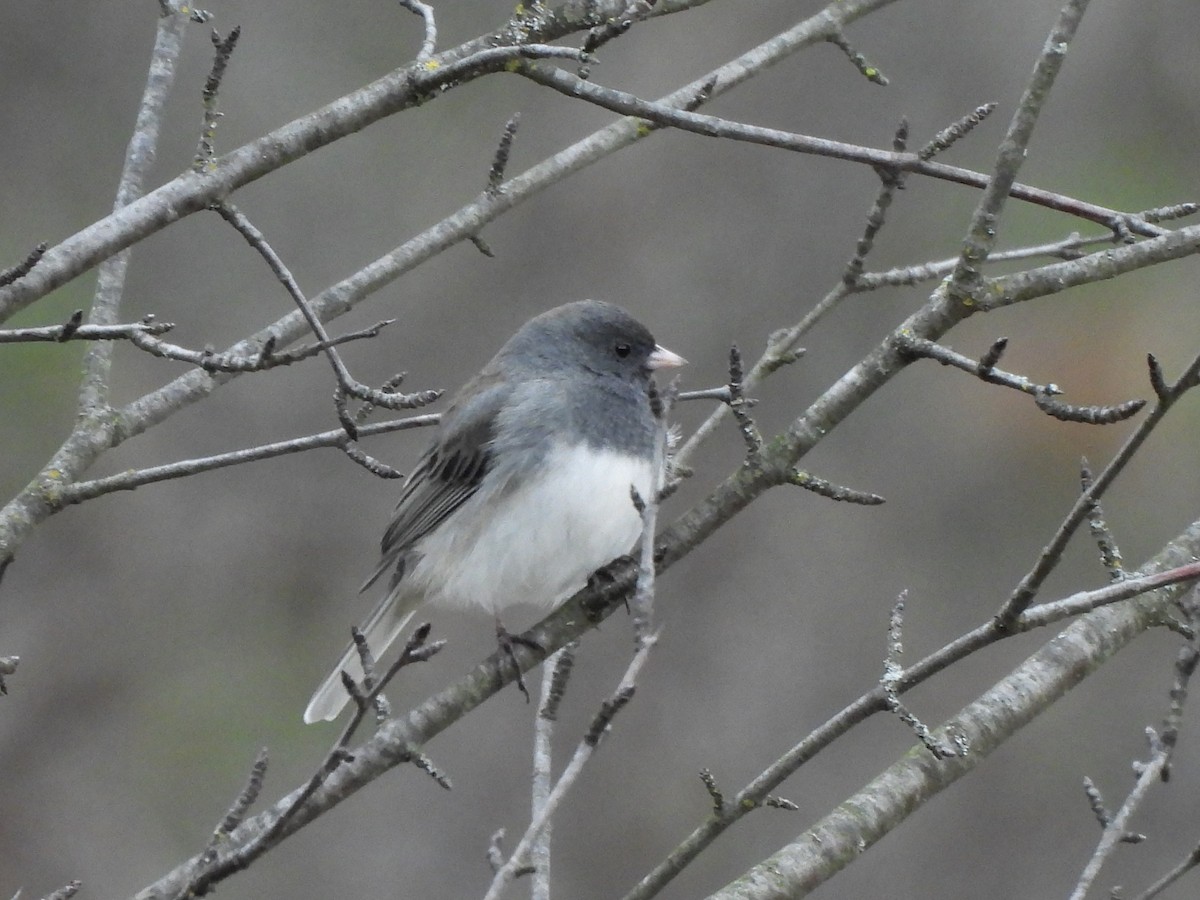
[407,443,653,614]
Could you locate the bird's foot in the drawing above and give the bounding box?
[584,555,636,620]
[495,621,543,703]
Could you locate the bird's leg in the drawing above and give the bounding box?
[495,616,543,703]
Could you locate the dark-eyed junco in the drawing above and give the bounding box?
[304,300,685,723]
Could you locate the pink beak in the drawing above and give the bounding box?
[648,344,687,370]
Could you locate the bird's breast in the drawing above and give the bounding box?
[408,442,654,614]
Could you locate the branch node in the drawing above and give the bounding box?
[55,310,85,342]
[975,337,1008,375]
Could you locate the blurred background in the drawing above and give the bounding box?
[2,1,1199,897]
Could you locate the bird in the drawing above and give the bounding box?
[303,300,686,723]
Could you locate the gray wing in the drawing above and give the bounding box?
[361,370,510,593]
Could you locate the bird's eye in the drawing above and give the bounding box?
[614,342,631,358]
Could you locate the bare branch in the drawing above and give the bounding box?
[513,60,1170,235]
[624,557,1200,900]
[944,0,1093,314]
[483,641,656,900]
[1068,643,1200,900]
[997,346,1200,626]
[210,202,442,425]
[57,414,438,506]
[78,6,191,415]
[0,313,170,344]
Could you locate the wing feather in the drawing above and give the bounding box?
[361,370,509,592]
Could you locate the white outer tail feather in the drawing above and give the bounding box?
[302,591,417,724]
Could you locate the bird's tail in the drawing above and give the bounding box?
[303,587,418,724]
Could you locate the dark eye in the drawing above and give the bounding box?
[614,342,631,358]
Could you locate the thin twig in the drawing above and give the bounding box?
[194,27,241,171]
[200,748,270,865]
[1133,843,1200,900]
[855,232,1101,290]
[918,103,996,160]
[826,27,888,84]
[844,119,908,285]
[125,318,395,372]
[396,0,437,61]
[487,113,522,195]
[881,592,960,758]
[0,315,174,343]
[57,414,439,506]
[1081,457,1125,580]
[0,242,47,287]
[782,469,885,505]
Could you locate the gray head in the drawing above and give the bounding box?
[500,300,684,383]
